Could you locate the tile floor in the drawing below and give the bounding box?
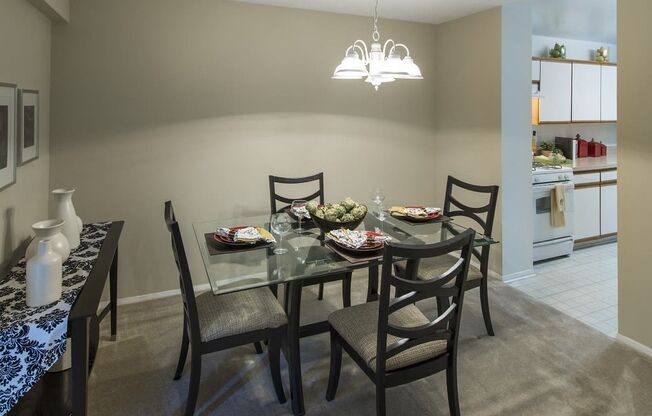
[509,243,618,337]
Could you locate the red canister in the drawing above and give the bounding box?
[600,142,607,156]
[588,139,602,157]
[576,134,589,158]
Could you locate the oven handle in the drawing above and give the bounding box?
[533,182,575,191]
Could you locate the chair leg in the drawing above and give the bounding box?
[342,273,352,308]
[318,282,325,300]
[446,357,461,416]
[254,341,264,354]
[375,384,386,416]
[480,278,495,336]
[174,317,190,380]
[185,348,201,416]
[325,330,342,401]
[268,331,287,404]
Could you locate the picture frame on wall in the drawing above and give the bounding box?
[0,83,17,191]
[18,89,39,165]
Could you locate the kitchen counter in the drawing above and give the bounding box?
[572,154,617,172]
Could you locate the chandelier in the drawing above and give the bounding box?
[332,0,423,90]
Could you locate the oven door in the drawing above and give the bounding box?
[532,181,575,243]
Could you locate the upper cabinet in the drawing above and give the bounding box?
[572,64,601,122]
[539,61,572,123]
[533,58,617,124]
[601,65,618,122]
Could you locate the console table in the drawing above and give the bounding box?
[0,221,123,416]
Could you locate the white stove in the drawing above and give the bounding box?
[532,163,575,261]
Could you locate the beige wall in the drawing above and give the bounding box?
[617,0,652,349]
[433,8,503,273]
[0,0,52,272]
[51,0,439,297]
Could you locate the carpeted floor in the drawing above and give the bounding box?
[89,273,652,415]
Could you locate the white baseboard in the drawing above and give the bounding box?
[501,269,536,283]
[98,283,211,311]
[616,334,652,361]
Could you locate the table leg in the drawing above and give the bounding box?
[71,317,90,416]
[110,248,118,339]
[286,280,305,416]
[366,263,379,302]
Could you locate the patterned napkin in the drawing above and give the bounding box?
[327,229,390,249]
[391,206,441,218]
[215,226,276,243]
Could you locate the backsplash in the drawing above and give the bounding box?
[534,123,617,148]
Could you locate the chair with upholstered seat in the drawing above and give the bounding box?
[395,176,499,336]
[326,228,476,416]
[164,201,287,416]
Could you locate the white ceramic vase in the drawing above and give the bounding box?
[52,188,80,249]
[26,240,63,307]
[25,219,71,262]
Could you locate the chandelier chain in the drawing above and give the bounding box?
[372,0,380,42]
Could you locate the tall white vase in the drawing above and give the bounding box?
[25,219,71,261]
[26,240,63,307]
[52,188,80,249]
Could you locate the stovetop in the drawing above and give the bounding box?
[532,162,573,174]
[532,162,574,184]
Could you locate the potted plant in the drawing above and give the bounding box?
[540,141,554,157]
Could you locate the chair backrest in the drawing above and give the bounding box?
[268,172,325,214]
[443,176,499,238]
[164,201,201,340]
[376,228,476,375]
[443,176,499,273]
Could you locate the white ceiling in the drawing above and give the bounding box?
[532,0,617,44]
[230,0,516,25]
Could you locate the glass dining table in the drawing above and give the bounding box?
[193,213,496,416]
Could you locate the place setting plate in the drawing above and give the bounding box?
[390,206,450,224]
[325,230,388,263]
[205,226,275,255]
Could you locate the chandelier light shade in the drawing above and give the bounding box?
[332,0,423,90]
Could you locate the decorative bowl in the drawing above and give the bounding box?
[311,211,366,234]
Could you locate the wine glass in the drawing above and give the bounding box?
[371,187,387,232]
[270,213,291,254]
[291,199,308,234]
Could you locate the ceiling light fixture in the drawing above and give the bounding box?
[332,0,423,90]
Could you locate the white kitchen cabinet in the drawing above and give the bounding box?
[600,183,618,235]
[539,61,572,123]
[574,186,601,240]
[532,60,541,81]
[572,63,601,122]
[601,65,618,121]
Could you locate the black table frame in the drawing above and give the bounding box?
[68,221,123,415]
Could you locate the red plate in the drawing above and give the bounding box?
[213,226,257,246]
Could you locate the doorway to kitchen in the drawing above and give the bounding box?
[509,0,619,338]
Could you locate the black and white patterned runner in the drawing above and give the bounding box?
[0,222,112,415]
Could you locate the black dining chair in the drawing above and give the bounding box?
[269,172,352,306]
[326,228,476,416]
[164,201,288,416]
[396,176,499,336]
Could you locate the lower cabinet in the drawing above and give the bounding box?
[600,183,618,235]
[573,169,618,242]
[574,186,601,240]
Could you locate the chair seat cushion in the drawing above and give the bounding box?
[395,254,483,282]
[196,287,287,342]
[329,302,447,372]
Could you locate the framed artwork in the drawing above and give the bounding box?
[0,83,17,191]
[18,89,39,165]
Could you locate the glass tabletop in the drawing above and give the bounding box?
[193,214,496,295]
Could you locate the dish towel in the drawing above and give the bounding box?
[551,184,566,227]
